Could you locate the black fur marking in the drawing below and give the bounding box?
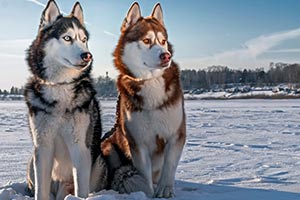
[110,164,139,190]
[27,104,50,116]
[103,144,133,189]
[112,143,132,166]
[90,99,102,163]
[45,17,89,41]
[69,77,97,114]
[24,78,57,115]
[101,140,132,188]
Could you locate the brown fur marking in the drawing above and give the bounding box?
[155,135,166,155]
[176,111,186,147]
[65,180,75,195]
[124,124,139,154]
[152,170,160,184]
[101,126,131,159]
[117,76,144,111]
[158,62,183,109]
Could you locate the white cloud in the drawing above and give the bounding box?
[179,28,300,69]
[26,0,67,16]
[244,28,300,56]
[26,0,45,7]
[268,48,300,53]
[103,30,118,39]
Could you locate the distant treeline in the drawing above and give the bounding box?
[180,62,300,90]
[0,86,24,96]
[1,62,300,97]
[94,75,118,98]
[0,76,118,98]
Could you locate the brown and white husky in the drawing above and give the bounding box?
[101,2,186,198]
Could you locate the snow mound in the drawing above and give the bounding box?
[65,190,147,200]
[0,181,32,200]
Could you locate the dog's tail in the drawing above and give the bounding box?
[111,165,153,197]
[91,152,153,196]
[90,154,109,192]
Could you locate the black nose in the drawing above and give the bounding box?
[81,52,92,62]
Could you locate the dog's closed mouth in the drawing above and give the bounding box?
[160,61,170,68]
[143,62,169,69]
[64,58,74,66]
[75,64,88,68]
[64,58,87,68]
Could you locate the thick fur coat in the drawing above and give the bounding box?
[25,1,103,199]
[101,3,186,198]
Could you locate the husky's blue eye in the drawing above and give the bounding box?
[63,36,72,42]
[82,37,87,43]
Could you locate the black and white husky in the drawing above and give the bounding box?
[25,1,105,199]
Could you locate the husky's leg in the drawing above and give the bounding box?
[68,143,91,198]
[131,147,154,197]
[154,133,185,198]
[63,113,92,197]
[33,145,54,200]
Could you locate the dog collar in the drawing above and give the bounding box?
[35,77,75,86]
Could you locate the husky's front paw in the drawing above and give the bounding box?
[154,184,175,198]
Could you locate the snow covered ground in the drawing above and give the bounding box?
[0,100,299,199]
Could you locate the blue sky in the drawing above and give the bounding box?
[1,0,300,89]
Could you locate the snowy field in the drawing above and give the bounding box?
[0,99,299,199]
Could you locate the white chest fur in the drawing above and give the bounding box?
[125,100,183,158]
[137,74,172,110]
[125,100,183,145]
[28,84,90,146]
[125,74,183,152]
[43,84,75,112]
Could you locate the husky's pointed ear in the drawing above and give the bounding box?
[121,2,141,32]
[151,3,164,26]
[71,2,84,26]
[40,0,60,30]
